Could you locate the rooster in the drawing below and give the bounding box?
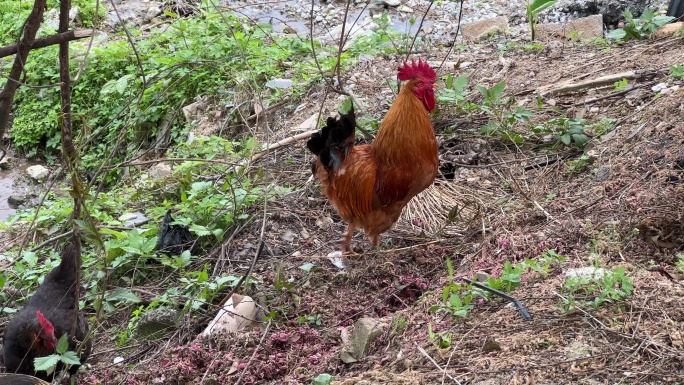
[2,241,92,381]
[307,59,439,252]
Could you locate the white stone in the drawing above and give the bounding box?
[26,165,49,180]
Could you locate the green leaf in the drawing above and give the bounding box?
[105,288,142,304]
[528,0,558,15]
[60,351,82,366]
[55,333,69,354]
[22,251,38,267]
[452,75,468,91]
[313,373,334,385]
[560,134,571,145]
[34,354,60,373]
[340,97,353,114]
[606,29,627,40]
[299,263,316,272]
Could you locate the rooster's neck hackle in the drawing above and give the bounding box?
[373,78,436,163]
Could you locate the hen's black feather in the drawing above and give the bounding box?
[0,373,51,385]
[306,105,356,173]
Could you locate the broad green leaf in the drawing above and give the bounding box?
[34,355,60,373]
[105,288,142,303]
[22,251,38,267]
[606,29,627,39]
[528,0,558,15]
[56,333,69,354]
[60,351,82,365]
[453,75,468,91]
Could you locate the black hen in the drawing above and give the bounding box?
[0,373,51,384]
[156,210,195,257]
[2,241,91,381]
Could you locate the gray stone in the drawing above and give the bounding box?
[26,165,49,180]
[135,308,180,340]
[536,14,604,41]
[119,211,148,227]
[382,0,401,6]
[349,317,388,359]
[0,156,11,170]
[565,267,607,280]
[7,194,26,207]
[461,16,509,42]
[265,78,294,89]
[148,163,172,179]
[146,5,162,20]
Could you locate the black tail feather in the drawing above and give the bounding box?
[306,104,356,173]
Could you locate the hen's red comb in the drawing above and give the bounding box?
[36,310,54,334]
[397,58,436,82]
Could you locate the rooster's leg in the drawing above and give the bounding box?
[371,234,380,249]
[341,224,355,252]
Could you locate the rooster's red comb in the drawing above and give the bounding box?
[397,58,436,82]
[36,310,54,334]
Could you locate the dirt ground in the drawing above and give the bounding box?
[4,31,684,385]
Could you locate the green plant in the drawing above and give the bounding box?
[560,266,634,311]
[676,254,684,274]
[613,78,629,91]
[526,0,559,41]
[477,81,534,143]
[298,313,323,327]
[430,252,564,318]
[427,323,452,348]
[567,154,595,173]
[607,8,674,41]
[33,334,82,377]
[532,117,590,148]
[437,74,469,106]
[670,65,684,80]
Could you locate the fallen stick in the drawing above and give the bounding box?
[235,128,318,173]
[540,71,637,95]
[0,29,93,58]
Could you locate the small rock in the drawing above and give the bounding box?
[7,194,26,208]
[265,78,294,89]
[397,4,413,13]
[26,165,49,180]
[146,5,161,20]
[382,0,401,6]
[282,229,295,242]
[349,317,388,359]
[135,308,179,340]
[296,113,321,131]
[652,83,669,93]
[113,356,125,364]
[148,162,172,178]
[565,267,607,280]
[536,14,604,41]
[461,16,509,42]
[474,271,490,282]
[654,22,683,39]
[119,211,148,227]
[0,156,11,170]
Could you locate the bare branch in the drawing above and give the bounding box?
[0,29,93,59]
[0,0,47,139]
